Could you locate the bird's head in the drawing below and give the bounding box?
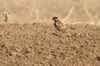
[52,17,59,22]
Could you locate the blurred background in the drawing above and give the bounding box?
[0,0,100,25]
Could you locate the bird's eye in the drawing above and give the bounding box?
[53,19,56,21]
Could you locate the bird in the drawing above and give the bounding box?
[52,17,66,31]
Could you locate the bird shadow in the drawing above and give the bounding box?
[52,32,62,37]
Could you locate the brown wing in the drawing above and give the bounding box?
[58,21,65,28]
[54,21,65,31]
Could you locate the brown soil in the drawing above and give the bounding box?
[0,0,100,66]
[0,23,100,66]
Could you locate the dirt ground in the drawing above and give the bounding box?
[0,23,100,66]
[0,0,100,66]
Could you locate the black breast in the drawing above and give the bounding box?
[54,23,57,27]
[54,23,61,31]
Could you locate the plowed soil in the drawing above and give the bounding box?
[0,23,100,66]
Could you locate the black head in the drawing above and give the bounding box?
[52,17,59,22]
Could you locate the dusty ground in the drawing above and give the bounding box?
[0,23,100,66]
[0,0,100,66]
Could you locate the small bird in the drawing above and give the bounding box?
[52,17,66,31]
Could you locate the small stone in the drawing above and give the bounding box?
[96,57,100,61]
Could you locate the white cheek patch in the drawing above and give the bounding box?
[53,18,59,22]
[56,19,59,21]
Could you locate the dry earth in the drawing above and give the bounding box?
[0,0,100,66]
[0,23,100,66]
